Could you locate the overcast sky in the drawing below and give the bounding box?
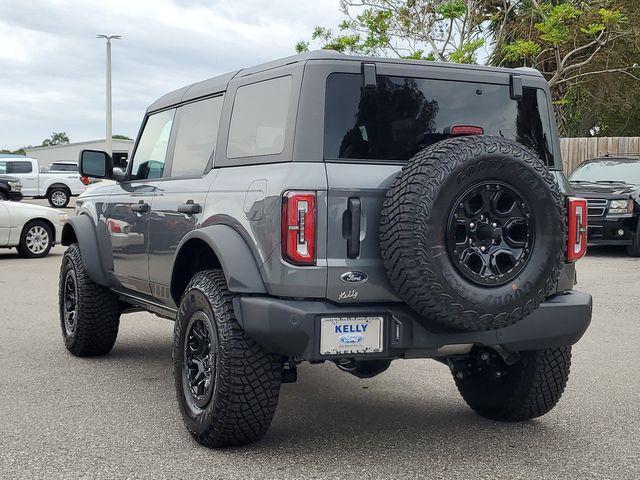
[0,0,342,150]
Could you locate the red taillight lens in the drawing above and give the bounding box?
[282,191,316,265]
[80,175,90,186]
[106,219,122,234]
[567,197,588,262]
[449,125,484,136]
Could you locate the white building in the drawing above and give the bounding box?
[25,138,133,169]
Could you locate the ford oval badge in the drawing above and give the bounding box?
[340,271,368,284]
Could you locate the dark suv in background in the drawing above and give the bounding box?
[569,155,640,255]
[59,51,591,448]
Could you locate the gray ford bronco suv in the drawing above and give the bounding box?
[59,51,592,448]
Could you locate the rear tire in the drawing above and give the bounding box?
[17,220,53,258]
[59,244,121,356]
[173,270,283,448]
[454,346,572,421]
[48,188,70,208]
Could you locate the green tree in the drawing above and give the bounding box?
[41,132,70,147]
[112,134,132,140]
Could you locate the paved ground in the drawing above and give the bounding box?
[1,237,639,479]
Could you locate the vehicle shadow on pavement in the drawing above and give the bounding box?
[586,245,632,258]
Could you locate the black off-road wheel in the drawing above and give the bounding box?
[59,244,121,356]
[453,346,572,421]
[380,136,566,332]
[173,270,283,448]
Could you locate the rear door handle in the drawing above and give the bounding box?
[178,201,201,215]
[343,197,361,259]
[131,201,149,213]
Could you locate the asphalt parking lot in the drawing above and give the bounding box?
[1,205,639,479]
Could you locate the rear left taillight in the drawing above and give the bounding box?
[80,175,90,186]
[567,197,587,262]
[282,191,316,265]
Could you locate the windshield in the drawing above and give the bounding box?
[569,159,640,185]
[324,73,555,166]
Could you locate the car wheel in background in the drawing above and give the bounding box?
[17,220,53,258]
[625,222,640,257]
[0,190,7,201]
[173,270,283,448]
[59,244,121,356]
[48,188,70,208]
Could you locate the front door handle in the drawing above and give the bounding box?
[131,201,149,213]
[178,200,201,215]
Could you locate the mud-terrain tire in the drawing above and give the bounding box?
[59,243,121,356]
[173,270,283,448]
[380,136,566,332]
[454,346,572,421]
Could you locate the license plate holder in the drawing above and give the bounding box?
[320,316,383,356]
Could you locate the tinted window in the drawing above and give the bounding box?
[227,76,291,158]
[130,109,175,180]
[50,163,77,172]
[3,161,33,173]
[171,96,223,176]
[325,74,554,165]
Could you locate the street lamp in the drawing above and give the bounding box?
[96,34,122,156]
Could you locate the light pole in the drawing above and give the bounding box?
[96,34,121,156]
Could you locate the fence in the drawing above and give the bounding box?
[560,137,640,174]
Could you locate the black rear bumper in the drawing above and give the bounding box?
[234,291,592,361]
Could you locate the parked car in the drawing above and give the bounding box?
[0,198,66,258]
[48,161,79,172]
[0,157,88,208]
[59,51,592,448]
[0,175,22,201]
[569,155,640,256]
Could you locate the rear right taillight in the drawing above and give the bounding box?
[567,197,588,262]
[80,175,90,186]
[282,191,316,265]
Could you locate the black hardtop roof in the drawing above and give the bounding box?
[147,50,543,113]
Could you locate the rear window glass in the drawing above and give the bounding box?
[227,76,291,159]
[324,74,554,165]
[50,163,77,171]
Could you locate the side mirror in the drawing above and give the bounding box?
[79,150,113,179]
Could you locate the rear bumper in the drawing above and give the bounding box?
[588,215,637,246]
[235,291,592,361]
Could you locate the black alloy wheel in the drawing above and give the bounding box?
[182,311,217,411]
[62,269,78,336]
[446,181,535,287]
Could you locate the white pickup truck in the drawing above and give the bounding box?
[0,157,87,207]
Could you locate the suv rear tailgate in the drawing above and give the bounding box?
[325,162,402,303]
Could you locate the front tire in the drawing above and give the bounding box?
[173,270,283,448]
[48,188,70,208]
[626,221,640,257]
[17,220,53,258]
[454,346,572,421]
[59,244,121,356]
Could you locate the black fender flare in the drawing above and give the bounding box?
[61,215,109,286]
[172,225,267,294]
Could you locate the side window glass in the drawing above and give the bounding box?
[227,76,291,158]
[8,161,33,173]
[171,95,223,176]
[130,109,175,180]
[0,162,6,174]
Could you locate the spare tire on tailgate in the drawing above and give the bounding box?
[379,136,566,332]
